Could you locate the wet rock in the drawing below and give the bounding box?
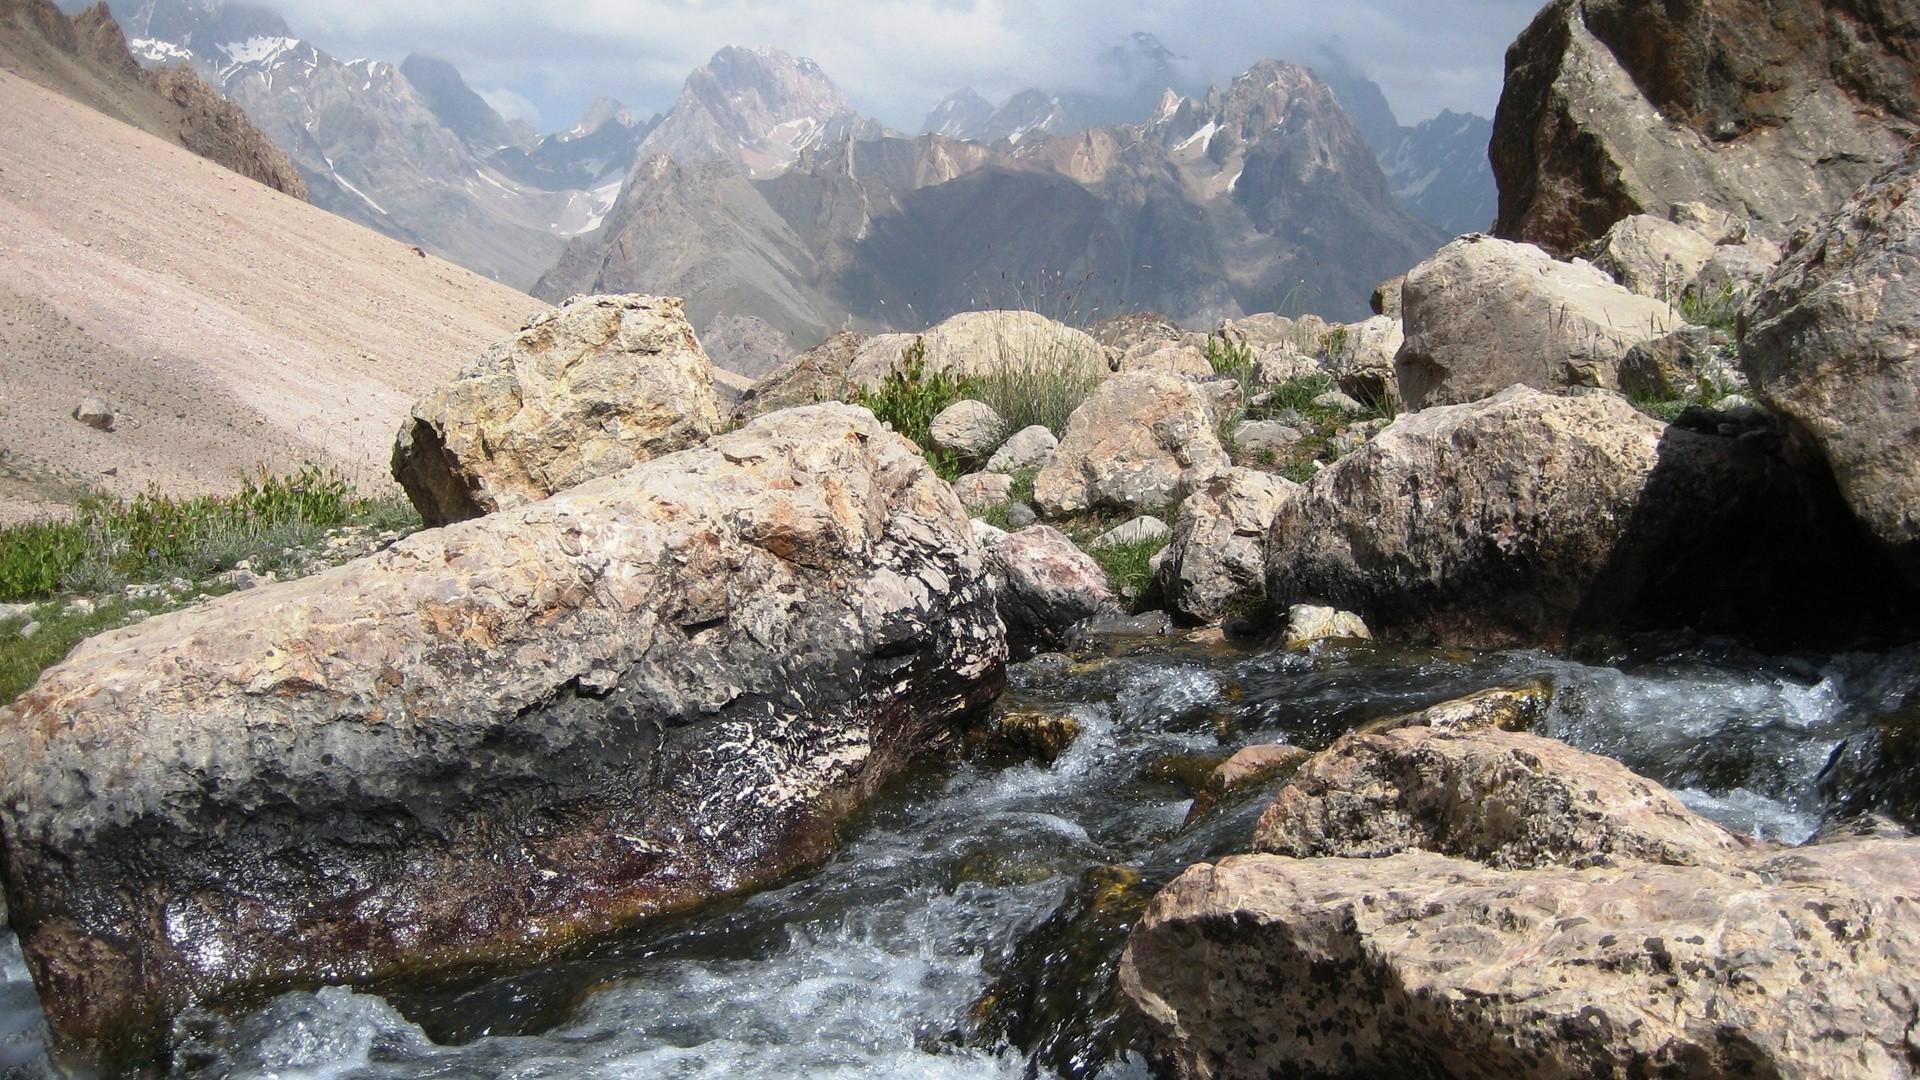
[1816,706,1920,832]
[1184,744,1310,825]
[986,525,1121,658]
[1069,610,1174,649]
[1034,371,1229,516]
[1589,213,1718,299]
[952,472,1013,512]
[71,396,113,432]
[1491,0,1918,255]
[1091,516,1169,549]
[735,330,864,419]
[927,400,1005,459]
[1158,469,1297,626]
[967,710,1082,764]
[1743,142,1920,586]
[1279,604,1370,649]
[0,404,1004,1057]
[392,295,723,527]
[1358,683,1551,736]
[985,425,1058,475]
[1395,234,1684,409]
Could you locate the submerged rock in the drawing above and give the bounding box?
[0,404,1003,1058]
[392,295,722,526]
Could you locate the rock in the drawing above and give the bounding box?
[1322,315,1402,407]
[970,518,1009,548]
[229,569,261,591]
[1034,371,1229,516]
[1091,516,1169,549]
[1668,201,1747,245]
[1157,468,1297,625]
[1369,275,1404,318]
[0,602,34,626]
[1742,143,1920,585]
[1123,725,1920,1079]
[1280,604,1369,649]
[16,620,40,640]
[1229,420,1303,456]
[1394,235,1684,409]
[1617,325,1745,399]
[71,396,113,431]
[986,525,1121,658]
[1196,379,1242,424]
[1223,313,1325,358]
[392,295,723,527]
[1116,341,1212,379]
[698,313,791,382]
[1264,384,1869,649]
[1816,708,1920,832]
[985,425,1059,474]
[1005,503,1038,528]
[952,472,1014,512]
[1589,213,1719,300]
[1358,683,1551,736]
[1690,238,1780,300]
[1086,312,1182,354]
[844,311,1106,388]
[927,400,1005,459]
[1068,609,1174,648]
[735,330,864,419]
[1251,346,1320,385]
[968,711,1082,764]
[1183,744,1310,824]
[0,404,1004,1056]
[1491,0,1919,255]
[1310,389,1363,414]
[1327,418,1388,459]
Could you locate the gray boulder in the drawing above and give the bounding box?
[1324,315,1402,407]
[1589,213,1718,300]
[985,425,1058,474]
[735,330,864,419]
[986,525,1122,657]
[1691,238,1781,301]
[0,404,1003,1056]
[1035,371,1229,516]
[1617,325,1745,399]
[71,396,114,432]
[1157,468,1297,625]
[927,400,1005,459]
[1091,515,1170,549]
[1394,235,1683,410]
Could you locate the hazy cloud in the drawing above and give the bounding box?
[257,0,1548,135]
[476,87,542,127]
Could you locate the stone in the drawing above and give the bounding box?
[967,711,1082,764]
[1086,312,1182,354]
[1251,346,1320,385]
[0,404,1004,1056]
[1358,683,1552,736]
[735,330,864,419]
[0,602,33,626]
[970,518,1009,548]
[1742,142,1920,585]
[1310,389,1363,414]
[1588,213,1719,300]
[927,399,1005,459]
[1228,420,1303,456]
[984,425,1058,474]
[1157,468,1297,625]
[985,525,1121,658]
[1280,604,1369,649]
[1618,325,1745,399]
[1034,371,1229,516]
[1122,725,1920,1079]
[16,620,40,640]
[1323,314,1402,407]
[1394,235,1684,410]
[1183,744,1310,825]
[1005,503,1038,528]
[1116,341,1212,379]
[1068,609,1174,647]
[392,295,723,527]
[1491,0,1919,255]
[1668,201,1747,245]
[1370,274,1405,318]
[1196,379,1242,424]
[1091,515,1169,549]
[952,472,1013,511]
[843,311,1106,388]
[1690,238,1780,300]
[71,396,113,431]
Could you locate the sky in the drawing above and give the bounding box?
[245,0,1551,135]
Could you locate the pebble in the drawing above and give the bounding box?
[18,620,41,639]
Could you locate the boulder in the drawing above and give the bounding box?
[1369,275,1404,319]
[1116,341,1212,379]
[985,425,1059,474]
[698,313,791,382]
[1743,143,1920,586]
[1588,213,1718,300]
[1183,744,1310,825]
[952,472,1013,511]
[1394,235,1683,410]
[1229,420,1303,456]
[844,311,1106,388]
[1357,683,1551,736]
[1005,503,1038,528]
[1617,326,1744,399]
[1086,312,1182,354]
[1323,314,1402,407]
[70,396,114,432]
[1690,238,1781,300]
[985,525,1121,658]
[0,404,1004,1057]
[1251,347,1320,385]
[927,399,1005,459]
[734,330,864,419]
[1157,468,1297,625]
[1091,516,1170,549]
[1491,0,1919,255]
[1034,371,1229,516]
[1122,725,1920,1079]
[1667,201,1747,246]
[1279,604,1370,649]
[1263,384,1887,649]
[392,295,722,527]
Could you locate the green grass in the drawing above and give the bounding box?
[1,597,164,704]
[969,354,1101,437]
[1087,537,1168,606]
[850,338,974,448]
[1680,283,1743,336]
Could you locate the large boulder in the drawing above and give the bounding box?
[392,295,722,527]
[1323,314,1402,407]
[1263,384,1903,649]
[986,524,1121,657]
[1491,0,1919,256]
[1743,144,1920,587]
[1394,234,1683,410]
[843,311,1107,388]
[1034,371,1229,516]
[1156,468,1297,625]
[734,330,865,419]
[1122,725,1920,1079]
[1588,213,1718,300]
[0,405,1004,1058]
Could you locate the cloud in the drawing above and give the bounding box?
[260,0,1549,135]
[476,87,542,127]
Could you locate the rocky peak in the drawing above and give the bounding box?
[400,53,517,153]
[569,94,637,139]
[122,0,287,55]
[639,44,882,176]
[922,87,994,139]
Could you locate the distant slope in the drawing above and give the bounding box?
[0,0,304,197]
[0,69,543,520]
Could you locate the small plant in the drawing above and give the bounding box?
[1320,325,1351,358]
[1680,283,1743,337]
[1204,333,1259,387]
[1088,537,1168,608]
[850,337,974,449]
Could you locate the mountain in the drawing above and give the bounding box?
[489,96,658,192]
[0,65,538,518]
[921,33,1194,145]
[0,0,304,197]
[1317,63,1497,237]
[637,45,886,177]
[119,0,621,289]
[542,56,1441,336]
[922,87,993,139]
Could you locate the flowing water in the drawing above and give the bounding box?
[4,634,1918,1079]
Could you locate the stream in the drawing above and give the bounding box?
[4,632,1918,1079]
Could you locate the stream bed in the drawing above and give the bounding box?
[5,633,1918,1079]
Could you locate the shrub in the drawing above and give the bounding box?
[1089,537,1168,607]
[850,337,973,449]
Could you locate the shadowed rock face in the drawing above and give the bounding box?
[0,404,1005,1062]
[1492,0,1920,254]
